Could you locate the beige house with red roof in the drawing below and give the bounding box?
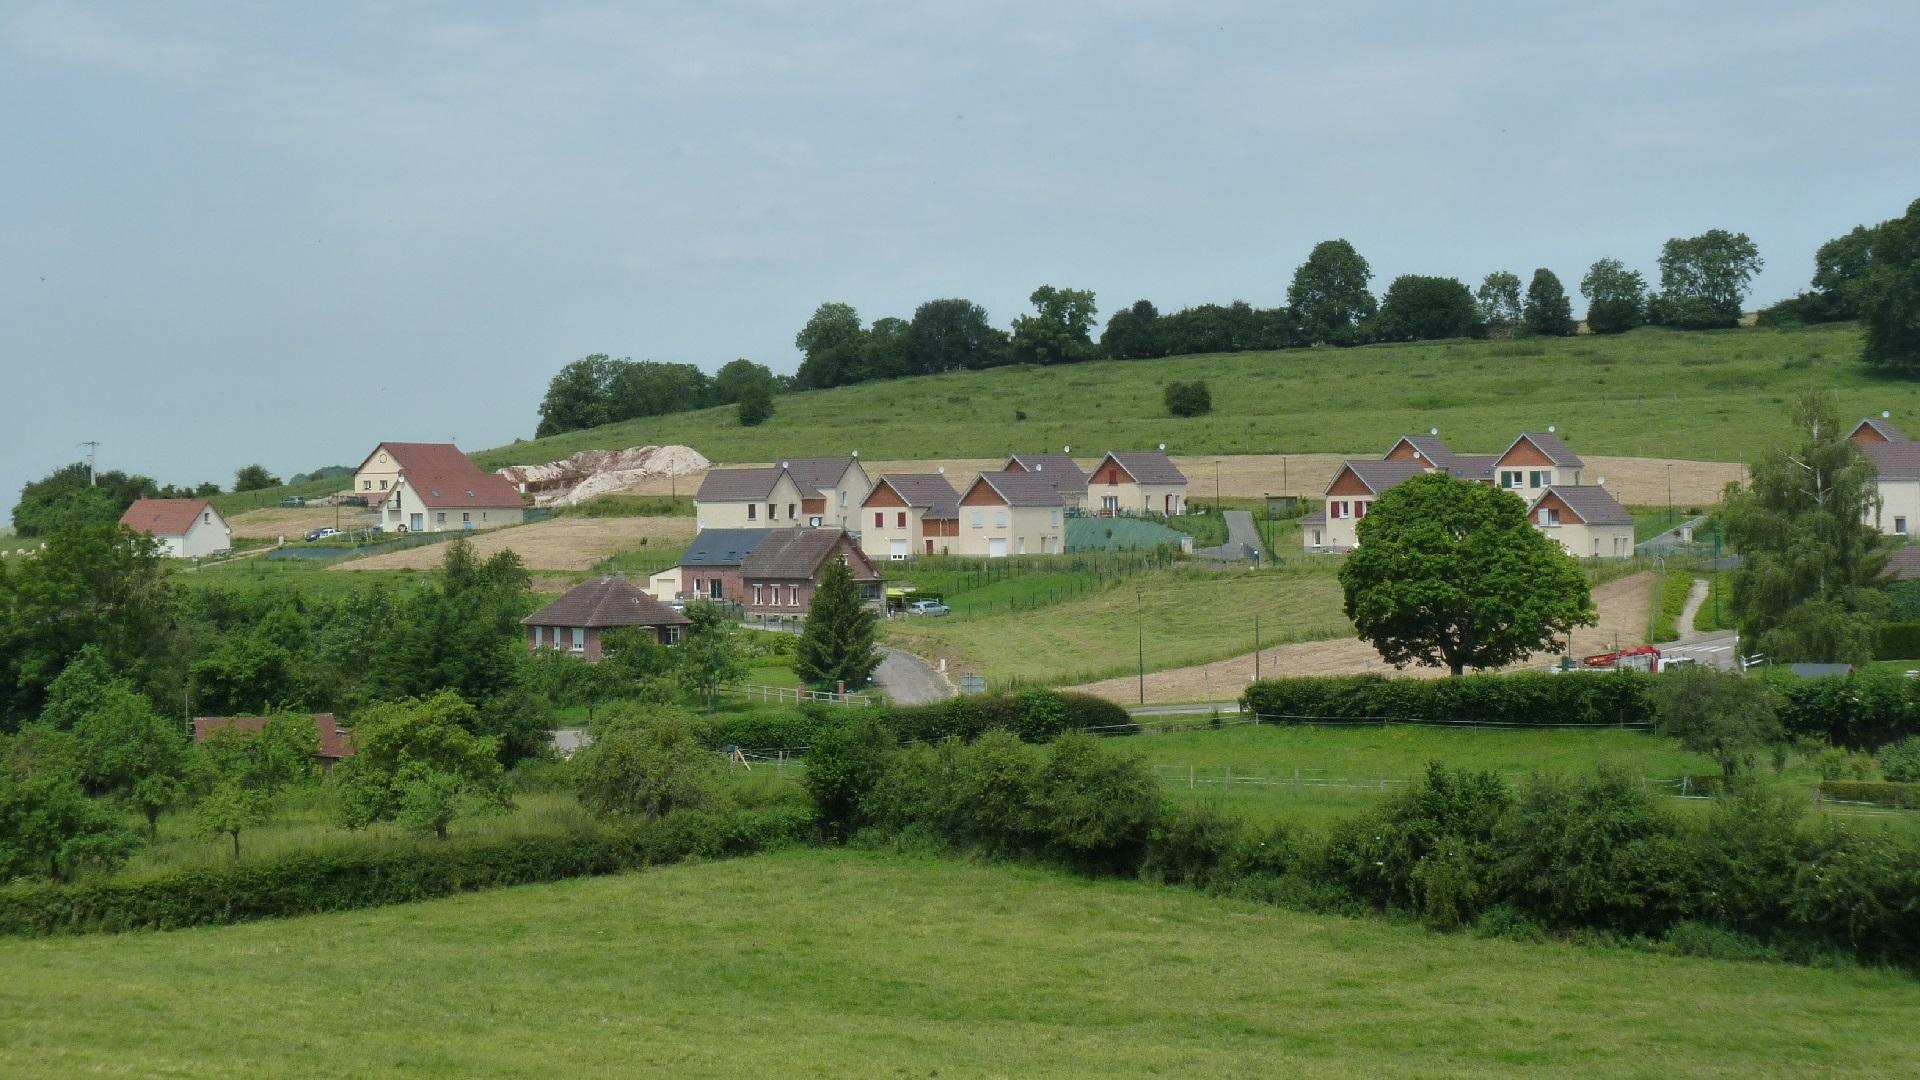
[354,442,525,533]
[1088,451,1188,517]
[1850,415,1920,538]
[1527,485,1635,559]
[119,498,231,558]
[1491,431,1585,496]
[955,472,1066,557]
[860,473,962,560]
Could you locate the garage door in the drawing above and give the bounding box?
[988,538,1008,558]
[889,538,908,561]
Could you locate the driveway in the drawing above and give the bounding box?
[1194,510,1266,562]
[873,647,953,705]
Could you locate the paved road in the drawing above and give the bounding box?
[1224,510,1264,559]
[872,647,953,705]
[1636,515,1708,556]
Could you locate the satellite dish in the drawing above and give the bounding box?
[780,460,790,468]
[1063,444,1070,454]
[1884,411,1893,419]
[852,449,860,457]
[1412,450,1422,460]
[1547,425,1556,433]
[1597,475,1607,486]
[936,466,945,474]
[1429,427,1438,436]
[1157,442,1166,451]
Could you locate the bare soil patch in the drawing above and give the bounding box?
[228,507,378,540]
[331,517,695,572]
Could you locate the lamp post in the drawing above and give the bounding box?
[1665,463,1673,527]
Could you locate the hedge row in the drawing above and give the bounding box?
[1767,669,1920,749]
[1240,673,1656,728]
[690,691,1135,750]
[1820,781,1920,809]
[0,807,810,937]
[1875,622,1920,661]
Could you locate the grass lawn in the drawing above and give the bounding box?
[888,562,1349,688]
[1631,506,1694,542]
[3,847,1916,1077]
[179,556,432,595]
[462,323,1881,472]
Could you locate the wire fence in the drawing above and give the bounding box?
[718,684,874,708]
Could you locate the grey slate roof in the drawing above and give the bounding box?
[695,467,785,501]
[1883,546,1920,582]
[1536,485,1632,526]
[740,528,877,580]
[1388,435,1456,469]
[1445,454,1499,482]
[970,471,1069,507]
[1334,460,1430,495]
[1854,417,1910,442]
[680,528,774,567]
[523,576,689,628]
[780,456,859,494]
[873,474,961,519]
[1299,509,1327,526]
[1005,454,1089,494]
[1861,441,1920,480]
[1502,432,1585,468]
[1104,451,1187,485]
[1788,663,1855,678]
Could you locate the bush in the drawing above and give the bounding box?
[801,716,896,839]
[1163,380,1212,417]
[1787,823,1920,964]
[1771,669,1919,749]
[1819,780,1920,808]
[1690,784,1806,936]
[1880,736,1920,782]
[1242,672,1654,729]
[1140,805,1246,888]
[1324,763,1510,928]
[1875,622,1920,660]
[690,692,1136,753]
[737,385,774,426]
[573,714,720,819]
[1033,734,1162,873]
[1814,748,1877,781]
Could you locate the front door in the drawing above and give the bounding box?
[708,579,722,599]
[1102,495,1118,516]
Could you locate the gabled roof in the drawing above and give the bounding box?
[1005,454,1089,494]
[1445,454,1499,482]
[523,576,690,628]
[695,467,786,501]
[192,713,354,760]
[407,472,523,509]
[1499,432,1584,468]
[1386,435,1456,469]
[780,456,863,493]
[870,474,961,519]
[740,528,878,580]
[1096,451,1187,486]
[119,498,219,537]
[1328,460,1429,497]
[1861,441,1920,481]
[358,442,481,478]
[1852,417,1909,443]
[967,471,1068,508]
[1532,485,1632,526]
[679,528,774,567]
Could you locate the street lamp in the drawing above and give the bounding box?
[1665,463,1673,526]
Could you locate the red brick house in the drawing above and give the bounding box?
[191,713,355,772]
[522,576,690,660]
[739,528,882,626]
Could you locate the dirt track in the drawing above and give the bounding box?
[1066,572,1654,705]
[331,516,694,572]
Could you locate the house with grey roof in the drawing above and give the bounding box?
[523,576,689,660]
[1491,431,1585,496]
[956,472,1068,557]
[1299,460,1429,552]
[693,467,807,531]
[645,527,774,603]
[860,473,962,560]
[1002,453,1089,509]
[1850,415,1920,539]
[779,455,872,530]
[738,528,882,625]
[1527,485,1636,559]
[1088,451,1188,517]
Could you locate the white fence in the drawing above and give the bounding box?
[719,683,874,708]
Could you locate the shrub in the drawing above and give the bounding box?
[1324,763,1511,928]
[1880,736,1920,782]
[1662,921,1779,962]
[1787,822,1920,964]
[1163,380,1212,417]
[1689,784,1806,936]
[1242,672,1654,729]
[1772,669,1919,749]
[1875,622,1920,660]
[1033,734,1162,874]
[572,714,720,819]
[946,732,1045,856]
[1818,780,1920,808]
[737,385,774,427]
[1140,805,1246,888]
[1814,748,1876,781]
[801,716,895,839]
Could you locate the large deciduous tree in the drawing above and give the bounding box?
[794,303,869,389]
[1375,275,1481,342]
[709,358,776,406]
[1100,300,1165,359]
[1857,199,1920,375]
[910,298,1003,373]
[1475,272,1524,338]
[1579,258,1648,335]
[1650,668,1782,782]
[1521,269,1576,337]
[1338,474,1595,675]
[1287,239,1376,344]
[69,681,191,836]
[1719,390,1888,664]
[12,463,159,538]
[232,464,280,492]
[330,690,509,836]
[1010,285,1099,366]
[1654,229,1763,329]
[796,559,881,689]
[535,354,618,437]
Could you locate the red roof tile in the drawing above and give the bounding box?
[120,498,219,537]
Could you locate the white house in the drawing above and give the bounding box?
[119,498,231,558]
[1298,461,1428,552]
[353,442,525,533]
[1491,431,1585,496]
[955,472,1066,557]
[781,455,872,530]
[693,467,809,530]
[1527,485,1636,559]
[1851,416,1920,538]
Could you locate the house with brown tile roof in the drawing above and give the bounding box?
[738,528,882,625]
[954,473,1067,557]
[523,576,690,659]
[354,442,525,534]
[1003,454,1089,509]
[861,473,962,561]
[192,713,355,772]
[1088,451,1188,517]
[1527,485,1635,559]
[119,498,230,558]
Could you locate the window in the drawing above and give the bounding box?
[787,503,796,519]
[1355,501,1366,518]
[748,504,757,520]
[1329,501,1343,519]
[971,510,983,528]
[1899,517,1909,536]
[532,626,544,647]
[839,491,847,507]
[1050,510,1060,526]
[753,584,764,606]
[570,627,585,652]
[788,585,799,606]
[875,511,884,528]
[768,504,777,521]
[363,480,371,490]
[380,479,388,490]
[665,625,682,645]
[897,511,907,528]
[435,512,446,525]
[1311,529,1321,545]
[462,512,470,523]
[693,577,703,594]
[1539,508,1560,526]
[994,509,1007,527]
[1500,471,1520,489]
[808,516,822,527]
[203,512,211,524]
[1530,470,1550,488]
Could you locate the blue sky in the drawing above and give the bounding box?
[4,1,1917,518]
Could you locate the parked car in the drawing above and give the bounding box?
[279,496,307,508]
[907,599,951,616]
[304,527,340,542]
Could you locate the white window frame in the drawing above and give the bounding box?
[994,509,1007,528]
[533,626,544,647]
[971,510,983,528]
[1500,471,1521,489]
[753,584,764,606]
[1898,516,1909,536]
[570,627,585,653]
[788,585,799,607]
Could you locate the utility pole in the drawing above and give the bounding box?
[1136,585,1145,706]
[1665,463,1672,526]
[1254,612,1261,680]
[79,441,99,486]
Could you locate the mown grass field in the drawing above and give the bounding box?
[888,563,1350,688]
[3,847,1916,1078]
[469,323,1881,471]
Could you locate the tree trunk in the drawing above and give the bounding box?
[231,831,241,860]
[436,821,448,841]
[147,808,160,840]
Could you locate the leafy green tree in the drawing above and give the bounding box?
[796,559,881,689]
[1857,199,1920,375]
[1720,390,1888,663]
[69,681,190,836]
[1339,474,1596,675]
[331,690,509,834]
[606,360,712,422]
[573,707,718,818]
[191,779,270,858]
[535,354,618,437]
[737,383,775,427]
[1010,285,1098,366]
[12,463,159,537]
[195,712,319,798]
[910,298,1004,373]
[1475,272,1524,338]
[857,317,917,382]
[0,754,139,881]
[1810,224,1882,321]
[1163,380,1212,417]
[802,714,896,839]
[1579,258,1648,334]
[1654,229,1763,329]
[232,464,279,492]
[1376,275,1481,341]
[1287,239,1376,344]
[678,601,747,710]
[709,358,776,405]
[1881,736,1920,782]
[1522,268,1576,336]
[794,302,869,389]
[1651,668,1783,782]
[1100,299,1165,359]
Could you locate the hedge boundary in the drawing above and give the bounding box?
[1820,780,1920,809]
[690,691,1135,750]
[1241,673,1656,728]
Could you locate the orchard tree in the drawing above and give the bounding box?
[1655,229,1762,328]
[0,757,139,881]
[70,681,191,836]
[1375,275,1481,341]
[1010,285,1099,366]
[1651,668,1783,782]
[1287,239,1376,344]
[910,298,1004,373]
[1522,269,1576,336]
[1475,272,1524,338]
[1579,258,1648,334]
[331,690,509,834]
[1339,474,1595,675]
[796,559,881,689]
[233,464,279,492]
[191,779,270,858]
[794,302,869,389]
[677,601,747,710]
[1857,199,1920,375]
[1720,390,1888,663]
[572,707,718,819]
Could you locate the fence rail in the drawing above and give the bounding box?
[718,684,874,708]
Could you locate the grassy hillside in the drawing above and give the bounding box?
[4,849,1915,1077]
[479,322,1890,469]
